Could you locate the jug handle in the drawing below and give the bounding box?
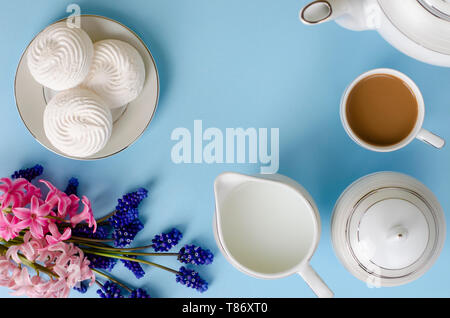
[300,0,346,25]
[298,264,334,298]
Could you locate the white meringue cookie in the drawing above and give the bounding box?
[82,39,146,109]
[43,88,113,158]
[27,22,94,91]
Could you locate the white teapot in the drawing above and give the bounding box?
[300,0,450,67]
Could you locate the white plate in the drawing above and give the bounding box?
[15,15,159,160]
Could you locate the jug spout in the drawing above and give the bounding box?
[300,0,371,31]
[214,172,253,210]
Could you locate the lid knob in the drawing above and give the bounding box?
[387,226,409,242]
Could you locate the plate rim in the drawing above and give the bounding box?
[14,14,160,161]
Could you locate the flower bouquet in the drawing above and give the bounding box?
[0,165,213,298]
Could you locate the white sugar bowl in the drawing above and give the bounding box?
[332,172,446,287]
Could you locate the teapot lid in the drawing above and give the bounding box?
[378,0,450,55]
[332,172,446,287]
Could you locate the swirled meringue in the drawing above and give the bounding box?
[82,39,146,109]
[27,22,94,91]
[43,88,113,158]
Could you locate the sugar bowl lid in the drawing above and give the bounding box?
[332,172,446,287]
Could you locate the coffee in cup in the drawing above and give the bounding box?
[341,69,444,152]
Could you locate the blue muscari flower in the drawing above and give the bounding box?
[152,228,183,252]
[178,244,214,266]
[64,177,79,196]
[115,188,148,214]
[109,188,148,230]
[73,225,109,240]
[129,288,151,298]
[97,281,123,298]
[87,254,117,271]
[73,281,88,294]
[175,266,208,293]
[112,219,144,248]
[121,255,145,279]
[110,208,139,229]
[11,164,43,182]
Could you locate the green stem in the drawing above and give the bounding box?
[96,210,117,224]
[0,244,8,255]
[81,244,160,252]
[1,237,24,245]
[91,268,132,292]
[74,241,127,251]
[87,248,178,257]
[95,280,104,288]
[76,242,178,256]
[46,215,71,223]
[96,250,178,257]
[70,236,114,243]
[19,255,58,279]
[108,245,156,252]
[83,249,180,275]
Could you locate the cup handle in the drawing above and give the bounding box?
[416,128,445,149]
[297,263,334,298]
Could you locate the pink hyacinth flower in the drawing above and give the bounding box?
[28,276,54,298]
[5,238,95,298]
[22,183,42,207]
[46,242,95,288]
[46,279,71,298]
[70,196,97,233]
[13,196,52,239]
[0,212,23,242]
[0,256,17,287]
[0,178,28,209]
[66,194,80,219]
[45,223,71,245]
[40,180,72,218]
[9,267,34,296]
[6,232,45,264]
[8,267,62,298]
[47,241,79,267]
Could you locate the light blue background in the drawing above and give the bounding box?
[1,0,450,298]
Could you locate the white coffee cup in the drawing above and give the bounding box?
[340,68,445,152]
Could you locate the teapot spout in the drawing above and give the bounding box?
[214,172,253,213]
[300,0,370,31]
[300,0,347,25]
